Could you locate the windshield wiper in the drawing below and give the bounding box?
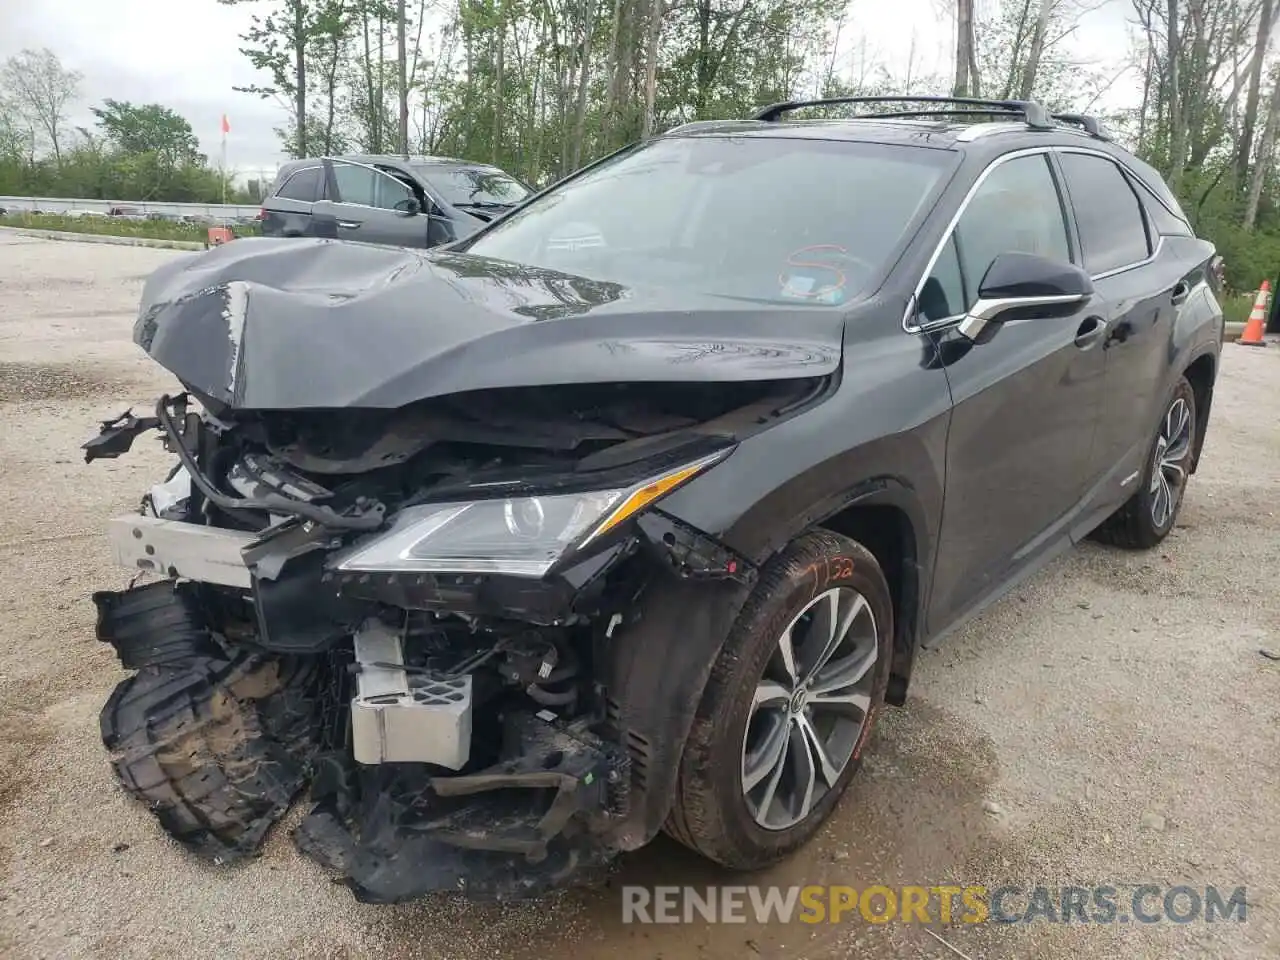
[460,200,515,209]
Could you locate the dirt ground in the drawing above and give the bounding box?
[0,231,1276,960]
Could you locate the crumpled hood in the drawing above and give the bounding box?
[134,237,845,410]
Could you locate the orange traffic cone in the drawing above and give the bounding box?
[1239,280,1269,347]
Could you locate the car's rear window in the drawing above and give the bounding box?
[461,135,957,306]
[412,163,530,208]
[275,166,323,203]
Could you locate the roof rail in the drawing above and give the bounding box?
[750,95,1111,141]
[752,96,1055,129]
[1050,112,1112,141]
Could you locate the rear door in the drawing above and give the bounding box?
[922,150,1108,632]
[1052,149,1184,506]
[262,165,324,237]
[313,159,431,247]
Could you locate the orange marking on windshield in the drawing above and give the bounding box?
[780,245,850,298]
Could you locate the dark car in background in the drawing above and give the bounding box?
[260,154,533,248]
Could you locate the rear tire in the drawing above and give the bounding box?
[1092,376,1197,550]
[664,530,893,869]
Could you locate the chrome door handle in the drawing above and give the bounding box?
[337,220,361,229]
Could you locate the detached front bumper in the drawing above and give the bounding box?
[99,512,635,902]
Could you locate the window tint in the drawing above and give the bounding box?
[1057,152,1151,273]
[465,136,956,306]
[1128,173,1193,237]
[919,234,965,323]
[1130,162,1191,223]
[373,170,416,209]
[920,153,1070,319]
[333,163,415,210]
[276,167,321,203]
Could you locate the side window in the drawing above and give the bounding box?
[332,162,415,210]
[919,234,965,323]
[276,167,321,203]
[372,169,416,210]
[920,153,1070,319]
[332,164,378,206]
[1128,173,1193,238]
[1056,152,1151,274]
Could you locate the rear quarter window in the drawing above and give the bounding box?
[1127,173,1194,238]
[1056,152,1152,275]
[275,167,322,203]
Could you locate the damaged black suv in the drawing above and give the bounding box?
[85,96,1222,903]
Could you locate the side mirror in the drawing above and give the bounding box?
[394,197,422,217]
[958,252,1094,343]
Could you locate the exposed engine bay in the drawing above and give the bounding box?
[86,376,825,902]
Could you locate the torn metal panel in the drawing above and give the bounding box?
[131,237,843,410]
[81,409,161,462]
[223,279,249,396]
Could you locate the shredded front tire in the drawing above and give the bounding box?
[100,654,321,862]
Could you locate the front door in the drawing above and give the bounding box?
[921,150,1108,633]
[315,159,431,248]
[1053,150,1183,499]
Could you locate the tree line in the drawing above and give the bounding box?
[6,0,1280,291]
[0,48,252,204]
[217,0,1280,290]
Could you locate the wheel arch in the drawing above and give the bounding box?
[605,425,946,849]
[680,438,943,711]
[816,499,922,707]
[1182,350,1216,474]
[601,479,934,852]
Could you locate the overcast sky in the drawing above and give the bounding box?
[1,0,1141,180]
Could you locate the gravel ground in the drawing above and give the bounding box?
[0,232,1276,960]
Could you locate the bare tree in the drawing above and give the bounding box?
[569,0,597,169]
[1245,65,1280,228]
[494,6,506,163]
[1237,0,1276,185]
[953,0,981,96]
[1167,0,1186,191]
[397,0,409,155]
[640,0,664,137]
[1017,0,1056,98]
[0,48,82,163]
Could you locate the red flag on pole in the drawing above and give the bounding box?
[221,114,231,135]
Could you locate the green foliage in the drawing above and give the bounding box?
[1220,292,1257,324]
[0,137,252,204]
[0,47,252,205]
[90,100,206,166]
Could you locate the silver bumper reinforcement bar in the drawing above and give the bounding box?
[106,515,256,589]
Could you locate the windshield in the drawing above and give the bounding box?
[462,135,957,306]
[413,163,530,207]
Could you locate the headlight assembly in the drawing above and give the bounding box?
[334,448,730,577]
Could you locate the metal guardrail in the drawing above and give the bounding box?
[0,196,260,219]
